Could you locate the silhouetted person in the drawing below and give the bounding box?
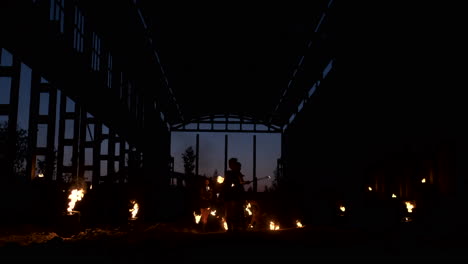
[222,158,251,232]
[198,177,213,232]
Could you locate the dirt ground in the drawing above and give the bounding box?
[1,220,468,262]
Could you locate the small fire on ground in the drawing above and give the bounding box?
[269,221,280,231]
[193,212,201,224]
[221,217,228,231]
[245,203,252,216]
[296,220,303,228]
[67,189,85,214]
[129,200,139,219]
[405,201,415,213]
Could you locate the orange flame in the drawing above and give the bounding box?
[405,201,415,213]
[245,203,252,216]
[193,212,201,224]
[296,220,303,228]
[129,200,139,219]
[67,189,84,213]
[217,176,224,184]
[221,217,228,231]
[269,221,280,230]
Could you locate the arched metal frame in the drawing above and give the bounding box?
[170,114,282,133]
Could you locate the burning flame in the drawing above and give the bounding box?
[38,173,44,178]
[129,200,139,219]
[193,212,201,224]
[245,203,252,216]
[217,176,224,184]
[67,189,84,213]
[90,184,93,190]
[392,193,397,198]
[222,217,228,231]
[269,221,280,230]
[339,206,346,212]
[210,209,217,216]
[405,201,415,213]
[421,178,426,183]
[296,220,303,228]
[368,186,372,191]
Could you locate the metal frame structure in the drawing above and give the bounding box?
[171,114,282,133]
[0,1,163,189]
[1,0,458,228]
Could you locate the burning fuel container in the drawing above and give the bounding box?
[56,211,82,237]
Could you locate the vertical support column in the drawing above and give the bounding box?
[195,133,199,176]
[45,86,57,181]
[99,126,110,183]
[77,107,87,180]
[4,55,20,181]
[71,102,81,183]
[280,132,285,181]
[224,134,228,173]
[27,71,40,181]
[119,137,126,182]
[276,158,282,182]
[108,129,116,183]
[55,91,66,183]
[92,121,101,186]
[253,134,257,192]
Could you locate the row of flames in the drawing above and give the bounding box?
[337,200,416,215]
[193,204,304,231]
[66,188,139,219]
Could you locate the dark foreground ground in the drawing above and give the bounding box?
[1,221,468,262]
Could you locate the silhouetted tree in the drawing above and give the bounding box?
[182,146,196,176]
[179,146,196,188]
[181,146,197,221]
[0,121,28,179]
